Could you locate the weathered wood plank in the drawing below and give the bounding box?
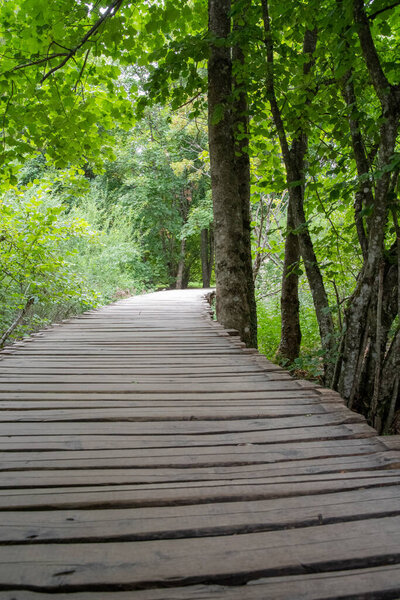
[1,486,399,544]
[0,411,367,433]
[0,404,351,422]
[0,438,385,466]
[0,391,322,402]
[1,461,399,488]
[0,381,314,392]
[2,564,400,599]
[1,448,395,474]
[0,424,377,452]
[0,517,399,590]
[0,365,269,374]
[0,399,342,410]
[0,475,399,510]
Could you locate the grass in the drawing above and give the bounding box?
[257,291,323,380]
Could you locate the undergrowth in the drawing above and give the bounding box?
[257,292,323,381]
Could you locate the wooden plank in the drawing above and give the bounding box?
[0,381,313,392]
[1,486,399,544]
[0,365,269,374]
[0,438,385,466]
[0,355,257,363]
[1,457,399,488]
[0,397,341,409]
[0,413,367,436]
[0,446,394,472]
[0,403,348,422]
[2,564,400,599]
[378,435,400,450]
[0,517,399,590]
[0,374,292,385]
[0,475,399,510]
[0,391,322,402]
[0,423,377,451]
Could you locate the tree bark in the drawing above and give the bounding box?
[0,296,34,348]
[290,169,336,383]
[261,2,334,378]
[232,29,257,348]
[337,0,400,412]
[201,228,212,287]
[341,70,370,259]
[176,238,186,289]
[276,200,301,363]
[208,0,254,345]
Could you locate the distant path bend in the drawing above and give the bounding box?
[0,288,399,598]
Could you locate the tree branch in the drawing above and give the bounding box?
[0,296,35,348]
[7,0,124,82]
[341,70,371,258]
[73,47,91,92]
[368,1,400,20]
[353,0,392,106]
[9,52,68,73]
[40,0,124,83]
[260,0,291,166]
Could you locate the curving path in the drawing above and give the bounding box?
[0,289,399,598]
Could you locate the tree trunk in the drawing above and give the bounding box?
[338,0,400,430]
[208,0,253,345]
[261,6,334,378]
[276,200,301,363]
[232,36,257,348]
[182,261,191,289]
[332,1,400,429]
[201,228,212,288]
[176,238,186,289]
[382,328,400,433]
[289,173,336,383]
[337,115,399,404]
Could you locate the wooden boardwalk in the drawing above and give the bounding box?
[0,288,400,599]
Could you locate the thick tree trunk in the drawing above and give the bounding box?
[381,328,400,433]
[337,114,398,405]
[334,1,400,427]
[276,200,301,363]
[355,252,398,415]
[208,0,254,345]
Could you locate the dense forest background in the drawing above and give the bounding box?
[0,0,399,433]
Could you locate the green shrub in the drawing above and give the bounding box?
[0,178,150,345]
[0,183,99,345]
[257,287,323,379]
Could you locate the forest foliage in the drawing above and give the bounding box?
[0,0,399,433]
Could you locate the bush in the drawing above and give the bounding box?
[0,178,150,346]
[257,287,323,379]
[0,183,99,345]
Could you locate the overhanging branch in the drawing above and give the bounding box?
[41,0,124,83]
[368,1,400,20]
[7,0,124,83]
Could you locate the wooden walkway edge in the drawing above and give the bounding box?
[0,288,399,599]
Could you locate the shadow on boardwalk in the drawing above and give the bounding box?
[0,289,399,598]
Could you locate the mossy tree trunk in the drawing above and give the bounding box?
[208,0,256,347]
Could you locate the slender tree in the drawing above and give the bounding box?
[261,0,335,380]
